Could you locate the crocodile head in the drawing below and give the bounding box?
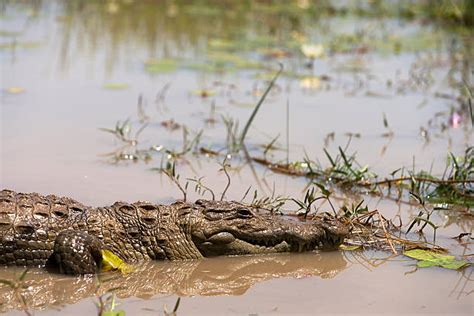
[189,200,348,257]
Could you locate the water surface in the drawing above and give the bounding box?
[0,1,472,315]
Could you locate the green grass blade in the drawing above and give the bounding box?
[239,63,283,147]
[323,148,336,167]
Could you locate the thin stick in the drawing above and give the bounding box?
[220,157,231,201]
[163,170,187,202]
[377,212,397,254]
[239,63,283,146]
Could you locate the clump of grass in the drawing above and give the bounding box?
[251,144,473,208]
[242,187,287,214]
[339,203,446,255]
[322,146,376,185]
[371,146,474,207]
[291,186,321,219]
[291,183,338,218]
[279,184,460,255]
[100,101,472,210]
[99,119,147,145]
[187,176,216,200]
[406,192,440,243]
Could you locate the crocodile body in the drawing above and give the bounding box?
[0,189,348,274]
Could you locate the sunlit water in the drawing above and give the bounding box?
[0,1,472,315]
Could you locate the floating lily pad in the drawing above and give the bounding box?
[0,41,41,50]
[0,30,22,37]
[103,83,129,90]
[101,249,135,274]
[184,62,224,73]
[18,41,41,49]
[144,59,177,73]
[403,249,469,270]
[206,51,264,71]
[208,38,238,50]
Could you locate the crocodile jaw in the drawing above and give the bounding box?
[191,230,330,257]
[198,238,292,256]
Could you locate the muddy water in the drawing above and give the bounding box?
[0,1,472,315]
[1,252,472,315]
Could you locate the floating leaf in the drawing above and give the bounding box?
[206,51,264,71]
[103,83,129,90]
[254,72,280,80]
[0,30,22,37]
[101,250,135,274]
[339,244,361,251]
[208,38,237,50]
[6,87,25,94]
[20,42,42,49]
[144,59,177,73]
[403,249,469,270]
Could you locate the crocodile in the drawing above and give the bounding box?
[0,189,348,275]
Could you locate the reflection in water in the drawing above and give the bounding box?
[0,252,347,312]
[18,0,315,74]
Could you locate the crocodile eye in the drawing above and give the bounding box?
[236,208,253,218]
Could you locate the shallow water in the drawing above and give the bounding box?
[0,1,473,315]
[1,252,472,315]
